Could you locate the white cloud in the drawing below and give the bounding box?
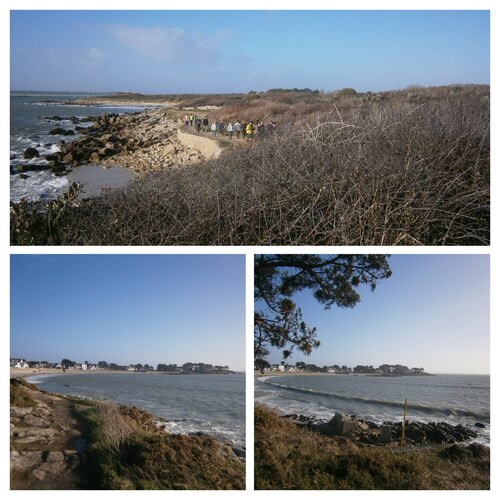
[108,24,223,65]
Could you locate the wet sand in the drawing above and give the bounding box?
[67,164,135,199]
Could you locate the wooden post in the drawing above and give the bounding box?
[400,397,408,447]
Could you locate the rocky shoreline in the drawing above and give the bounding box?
[12,108,217,181]
[281,411,487,448]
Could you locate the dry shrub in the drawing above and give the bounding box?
[11,86,489,246]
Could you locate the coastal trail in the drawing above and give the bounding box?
[10,378,94,489]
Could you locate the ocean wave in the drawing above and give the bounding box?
[10,171,69,203]
[261,378,489,419]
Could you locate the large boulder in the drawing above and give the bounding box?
[62,153,76,164]
[49,127,75,136]
[313,413,356,436]
[164,143,177,156]
[10,450,43,471]
[89,151,102,163]
[11,406,33,417]
[379,425,392,444]
[404,422,427,444]
[23,147,39,159]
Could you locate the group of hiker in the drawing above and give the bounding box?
[182,113,276,139]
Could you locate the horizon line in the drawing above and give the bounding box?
[10,82,490,96]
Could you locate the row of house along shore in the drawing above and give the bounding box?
[10,358,150,371]
[10,358,100,371]
[257,362,428,376]
[10,359,232,374]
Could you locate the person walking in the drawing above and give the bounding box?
[227,121,234,139]
[218,120,225,136]
[202,115,209,132]
[189,113,194,126]
[234,120,242,138]
[211,121,217,137]
[267,120,276,134]
[195,116,201,133]
[241,120,247,138]
[246,121,254,139]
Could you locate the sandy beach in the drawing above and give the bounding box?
[10,367,132,378]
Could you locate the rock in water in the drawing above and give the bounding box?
[23,147,39,159]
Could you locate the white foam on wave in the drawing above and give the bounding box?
[158,419,243,447]
[10,171,69,203]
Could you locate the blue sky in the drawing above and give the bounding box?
[260,255,490,375]
[11,255,246,371]
[10,10,490,93]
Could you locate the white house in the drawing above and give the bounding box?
[271,364,286,372]
[14,360,29,369]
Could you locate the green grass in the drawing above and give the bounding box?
[255,406,489,490]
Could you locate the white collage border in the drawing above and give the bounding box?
[1,0,497,497]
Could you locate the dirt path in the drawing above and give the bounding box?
[10,379,93,489]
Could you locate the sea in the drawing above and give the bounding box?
[255,373,490,445]
[28,372,245,449]
[10,92,149,202]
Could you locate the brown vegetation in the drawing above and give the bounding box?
[11,85,489,246]
[10,379,37,408]
[255,406,490,490]
[75,401,245,490]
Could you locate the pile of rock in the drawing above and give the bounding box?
[58,110,209,173]
[15,109,213,179]
[283,412,483,446]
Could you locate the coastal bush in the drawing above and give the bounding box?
[255,406,489,490]
[75,401,245,490]
[10,183,81,245]
[10,87,489,245]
